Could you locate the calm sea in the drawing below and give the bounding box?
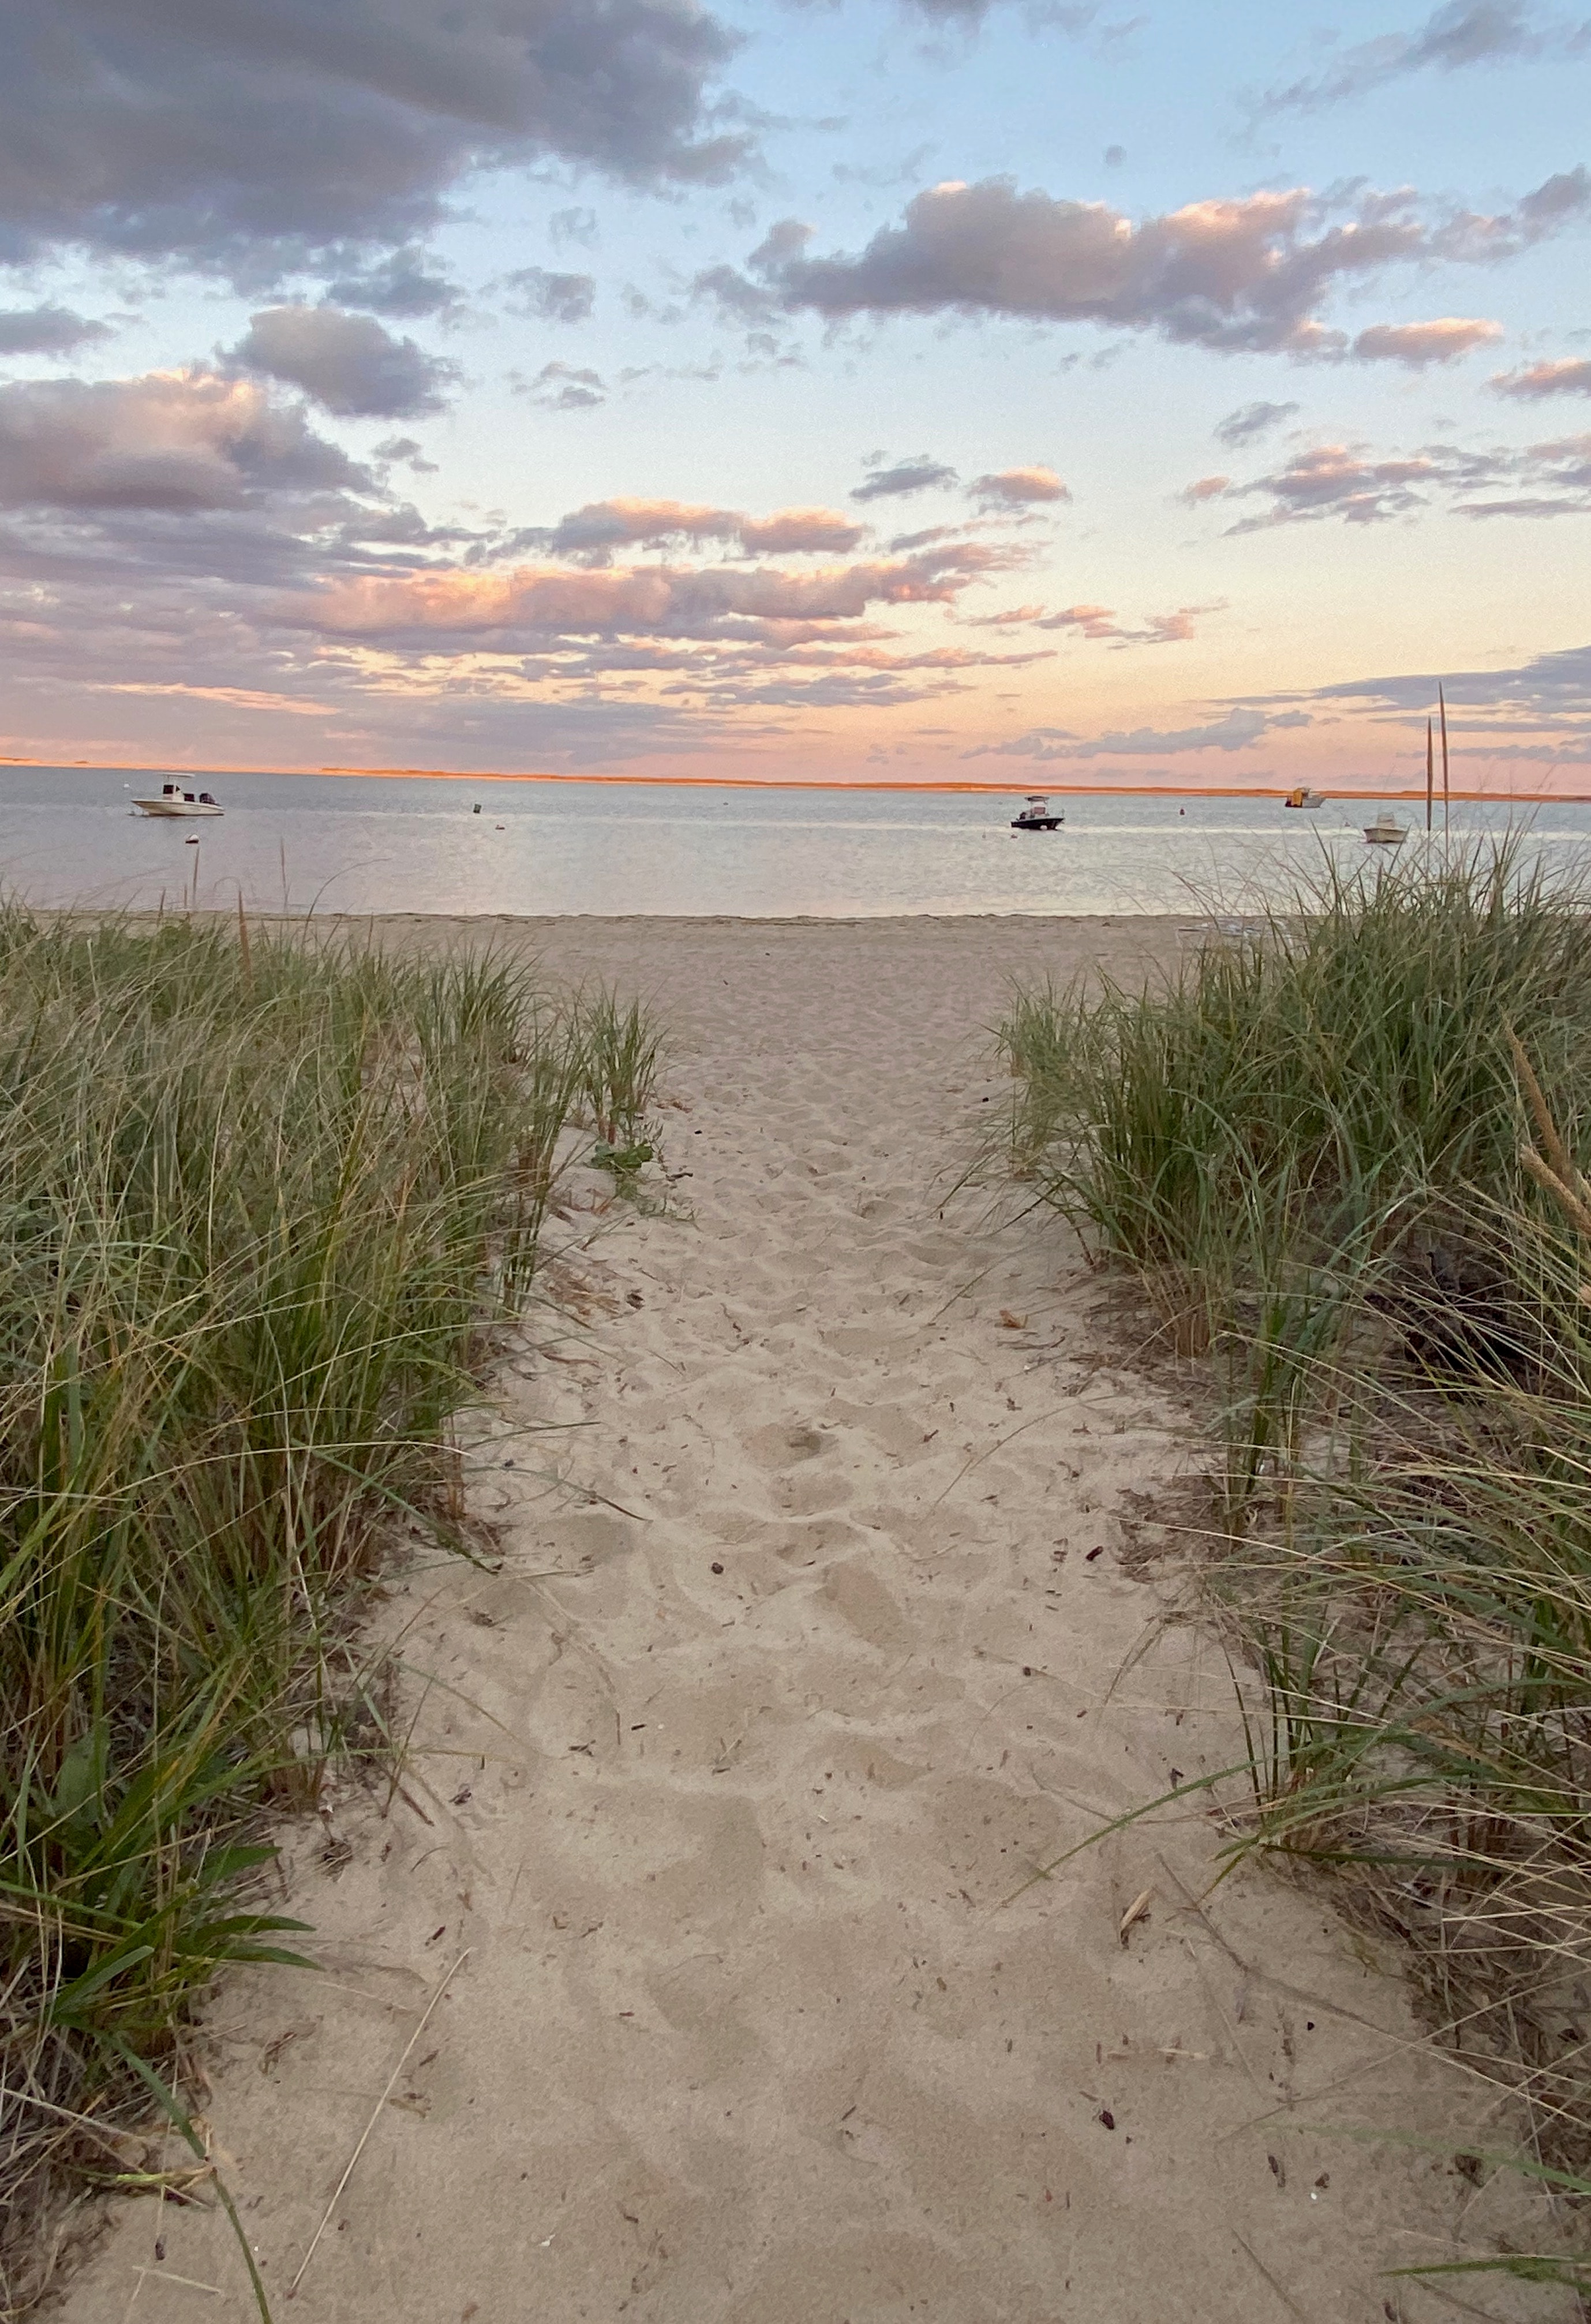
[3,767,1589,919]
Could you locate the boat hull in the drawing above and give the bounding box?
[1012,818,1062,831]
[133,800,223,818]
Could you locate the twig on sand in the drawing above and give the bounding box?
[1233,2232,1314,2322]
[287,1949,470,2300]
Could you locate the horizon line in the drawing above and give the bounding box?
[2,758,1588,805]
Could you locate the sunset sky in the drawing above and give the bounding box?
[2,0,1589,787]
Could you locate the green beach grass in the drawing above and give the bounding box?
[0,907,616,2311]
[1000,841,1591,2289]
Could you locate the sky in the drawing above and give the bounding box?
[0,0,1588,789]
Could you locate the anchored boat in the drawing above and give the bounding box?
[133,781,223,818]
[1363,810,1407,848]
[1283,786,1325,810]
[1011,793,1064,832]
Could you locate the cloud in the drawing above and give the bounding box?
[1351,316,1504,364]
[320,249,461,318]
[851,455,959,502]
[285,537,1016,647]
[1492,356,1591,398]
[1215,400,1300,447]
[534,496,864,561]
[976,705,1282,760]
[1213,430,1591,528]
[1181,474,1232,503]
[1260,639,1591,760]
[499,268,597,325]
[704,170,1590,358]
[1253,1,1579,115]
[228,306,456,418]
[0,0,749,282]
[373,434,439,473]
[1031,600,1219,646]
[0,305,115,357]
[0,369,365,511]
[551,208,600,250]
[967,465,1069,506]
[888,0,1101,23]
[518,362,607,410]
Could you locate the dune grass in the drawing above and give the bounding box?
[0,908,595,2310]
[1000,842,1591,2284]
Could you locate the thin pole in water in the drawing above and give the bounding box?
[1439,683,1450,835]
[1425,718,1434,834]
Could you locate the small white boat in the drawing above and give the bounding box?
[1284,786,1325,810]
[1363,811,1407,847]
[133,781,223,818]
[1011,793,1063,832]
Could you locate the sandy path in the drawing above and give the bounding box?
[64,920,1567,2323]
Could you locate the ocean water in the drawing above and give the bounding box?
[2,766,1589,919]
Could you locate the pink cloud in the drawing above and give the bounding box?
[1351,316,1503,365]
[292,542,1017,646]
[1491,357,1591,399]
[968,465,1070,506]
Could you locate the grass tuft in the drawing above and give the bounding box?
[0,908,598,2310]
[1001,841,1591,2281]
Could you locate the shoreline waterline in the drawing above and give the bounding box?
[9,769,1591,921]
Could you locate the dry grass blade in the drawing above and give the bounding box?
[1118,1888,1154,1945]
[286,1948,469,2300]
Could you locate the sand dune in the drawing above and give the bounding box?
[63,918,1570,2323]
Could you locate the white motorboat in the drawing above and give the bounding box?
[1011,793,1064,831]
[133,781,223,818]
[1363,811,1407,847]
[1283,786,1325,810]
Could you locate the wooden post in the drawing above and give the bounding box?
[1439,683,1450,835]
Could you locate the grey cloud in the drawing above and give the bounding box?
[690,262,781,325]
[0,305,116,357]
[851,455,959,503]
[1253,1,1579,115]
[1215,400,1300,447]
[977,706,1279,760]
[321,249,461,317]
[519,362,607,409]
[500,268,597,325]
[1217,432,1591,529]
[708,171,1590,358]
[0,0,749,282]
[533,496,864,561]
[229,306,456,418]
[0,370,366,511]
[551,208,600,250]
[1265,640,1591,759]
[373,434,438,473]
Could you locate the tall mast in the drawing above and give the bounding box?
[1439,684,1450,835]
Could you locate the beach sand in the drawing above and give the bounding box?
[61,917,1570,2323]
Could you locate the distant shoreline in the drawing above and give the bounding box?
[2,759,1587,806]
